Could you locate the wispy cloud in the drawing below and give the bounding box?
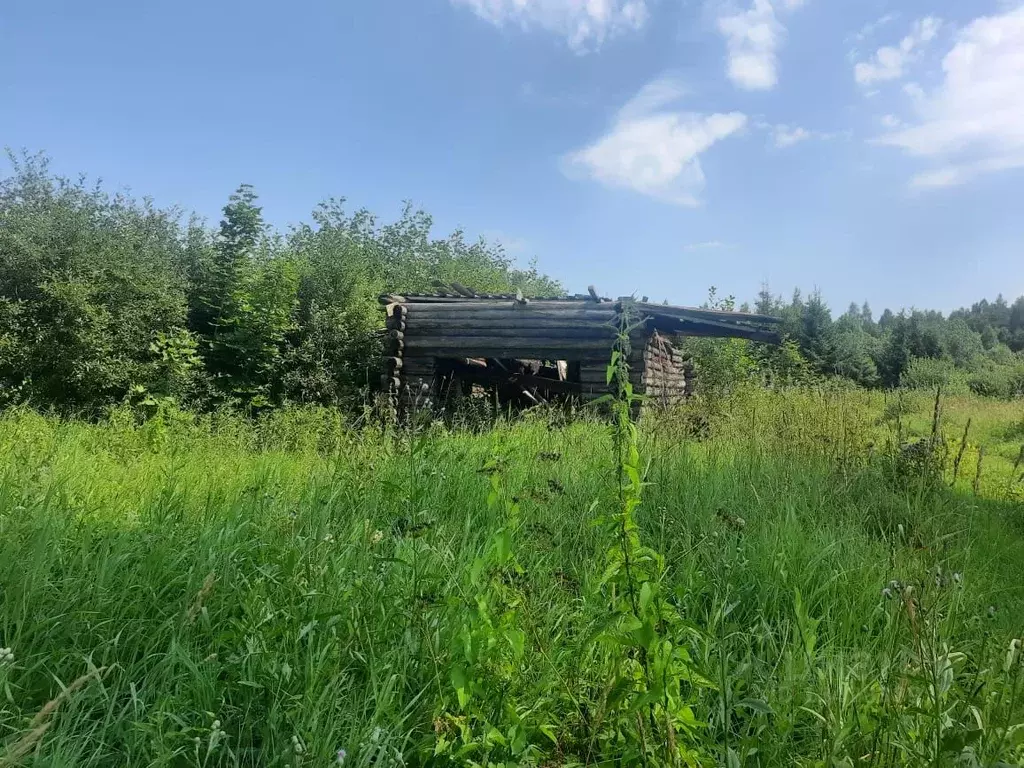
[875,6,1024,188]
[481,230,529,254]
[853,16,941,86]
[682,240,731,251]
[772,125,811,148]
[756,121,842,148]
[848,12,898,46]
[563,76,747,206]
[451,0,648,52]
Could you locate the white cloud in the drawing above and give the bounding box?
[772,125,811,147]
[756,121,841,148]
[877,6,1024,188]
[451,0,648,52]
[682,240,730,250]
[910,154,1024,189]
[481,230,530,254]
[563,76,747,205]
[854,16,941,86]
[849,12,898,46]
[715,0,808,91]
[716,0,784,90]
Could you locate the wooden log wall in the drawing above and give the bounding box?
[397,300,619,360]
[387,299,624,411]
[384,302,438,415]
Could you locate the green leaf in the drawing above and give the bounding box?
[495,528,512,563]
[639,581,654,613]
[485,727,506,746]
[606,350,621,384]
[539,724,559,745]
[633,618,657,649]
[735,698,773,715]
[451,664,469,692]
[506,628,525,659]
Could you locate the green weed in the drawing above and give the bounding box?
[1,386,1024,766]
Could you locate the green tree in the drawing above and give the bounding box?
[832,317,879,386]
[795,290,836,373]
[942,319,984,368]
[185,185,299,408]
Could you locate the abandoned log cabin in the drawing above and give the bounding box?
[379,288,781,412]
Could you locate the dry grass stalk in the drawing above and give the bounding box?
[0,666,108,766]
[974,447,985,496]
[950,418,971,487]
[185,571,216,625]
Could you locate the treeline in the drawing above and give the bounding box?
[0,154,559,415]
[2,154,1022,417]
[695,285,1024,399]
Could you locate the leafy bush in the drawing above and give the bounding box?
[968,362,1024,399]
[901,357,971,395]
[0,153,195,413]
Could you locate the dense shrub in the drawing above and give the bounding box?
[968,362,1024,399]
[900,357,971,395]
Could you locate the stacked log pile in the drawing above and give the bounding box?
[640,332,693,406]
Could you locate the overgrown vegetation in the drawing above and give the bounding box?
[2,383,1024,766]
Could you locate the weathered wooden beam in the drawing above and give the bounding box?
[405,336,616,353]
[402,315,620,330]
[418,350,616,361]
[645,371,687,381]
[406,300,615,311]
[637,303,782,325]
[643,361,693,376]
[404,299,614,310]
[450,282,477,298]
[670,321,779,343]
[382,293,573,304]
[645,381,687,390]
[580,373,641,387]
[402,325,617,339]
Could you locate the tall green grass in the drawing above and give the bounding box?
[1,387,1023,766]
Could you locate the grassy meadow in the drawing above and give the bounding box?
[1,387,1024,767]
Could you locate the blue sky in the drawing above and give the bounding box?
[3,0,1023,312]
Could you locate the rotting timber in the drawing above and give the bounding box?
[379,286,781,415]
